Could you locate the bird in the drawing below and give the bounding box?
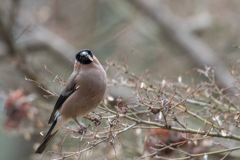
[35,49,107,154]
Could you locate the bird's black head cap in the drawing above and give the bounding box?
[76,49,94,64]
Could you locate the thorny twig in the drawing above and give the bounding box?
[31,60,240,159]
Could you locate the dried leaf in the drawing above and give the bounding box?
[107,95,114,101]
[224,113,229,120]
[159,112,163,120]
[178,76,182,83]
[193,140,198,145]
[212,112,220,121]
[161,79,166,87]
[204,154,208,160]
[196,90,200,97]
[234,112,240,120]
[104,97,108,106]
[140,82,146,89]
[221,128,227,137]
[135,128,142,135]
[231,68,235,74]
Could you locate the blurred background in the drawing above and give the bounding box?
[1,0,240,159]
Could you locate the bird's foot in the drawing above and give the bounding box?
[73,117,87,135]
[78,126,87,135]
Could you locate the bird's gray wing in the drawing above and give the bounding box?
[48,79,77,124]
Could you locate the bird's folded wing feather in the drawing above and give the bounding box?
[48,77,77,124]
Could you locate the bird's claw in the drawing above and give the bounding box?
[78,126,87,135]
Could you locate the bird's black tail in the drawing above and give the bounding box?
[35,117,58,154]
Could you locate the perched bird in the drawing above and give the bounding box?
[35,49,107,154]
